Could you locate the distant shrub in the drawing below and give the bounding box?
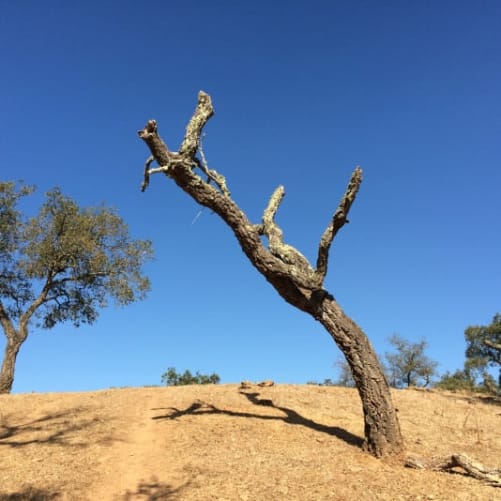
[161,367,220,386]
[435,369,498,394]
[306,378,337,387]
[435,370,476,392]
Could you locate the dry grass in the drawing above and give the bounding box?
[1,385,500,500]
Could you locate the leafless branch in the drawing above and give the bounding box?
[193,156,230,197]
[137,120,173,166]
[141,156,155,192]
[198,133,210,171]
[137,93,286,284]
[260,186,317,283]
[315,166,362,284]
[138,91,342,307]
[406,453,501,486]
[178,91,215,158]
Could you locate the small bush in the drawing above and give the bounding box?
[435,369,498,394]
[435,370,476,392]
[161,367,220,386]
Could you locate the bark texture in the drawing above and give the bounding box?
[0,274,50,393]
[0,336,23,393]
[137,91,404,456]
[0,305,28,393]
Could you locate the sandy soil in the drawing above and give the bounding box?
[1,384,500,500]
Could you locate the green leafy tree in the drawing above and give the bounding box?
[435,369,477,392]
[385,334,438,388]
[0,182,153,393]
[435,368,498,394]
[161,367,220,386]
[465,314,501,390]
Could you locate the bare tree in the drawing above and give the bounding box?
[137,91,403,457]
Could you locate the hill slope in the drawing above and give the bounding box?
[1,384,500,500]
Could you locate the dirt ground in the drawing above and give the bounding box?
[1,384,500,500]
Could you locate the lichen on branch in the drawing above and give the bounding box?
[138,93,229,197]
[259,185,318,285]
[315,166,362,284]
[179,91,215,158]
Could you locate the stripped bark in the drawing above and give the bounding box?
[137,91,403,457]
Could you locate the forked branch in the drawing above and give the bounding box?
[194,135,230,197]
[260,186,316,282]
[138,90,362,296]
[139,93,229,197]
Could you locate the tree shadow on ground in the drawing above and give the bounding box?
[152,390,363,449]
[121,477,188,500]
[0,407,113,448]
[0,487,60,500]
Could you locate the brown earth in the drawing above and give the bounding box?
[1,384,500,500]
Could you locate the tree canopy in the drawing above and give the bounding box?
[161,367,220,386]
[0,182,153,393]
[385,334,438,388]
[465,313,501,388]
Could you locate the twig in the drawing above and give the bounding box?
[141,156,155,192]
[193,133,230,197]
[198,133,210,172]
[191,209,204,225]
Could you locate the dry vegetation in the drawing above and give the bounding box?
[1,384,500,500]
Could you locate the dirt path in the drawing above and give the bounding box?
[88,390,184,500]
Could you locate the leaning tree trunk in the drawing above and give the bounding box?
[319,300,402,455]
[137,91,404,457]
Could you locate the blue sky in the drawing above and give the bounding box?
[1,1,500,393]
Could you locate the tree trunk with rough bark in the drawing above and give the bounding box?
[0,330,25,394]
[137,91,404,457]
[319,300,402,456]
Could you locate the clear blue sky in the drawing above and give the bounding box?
[1,1,500,393]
